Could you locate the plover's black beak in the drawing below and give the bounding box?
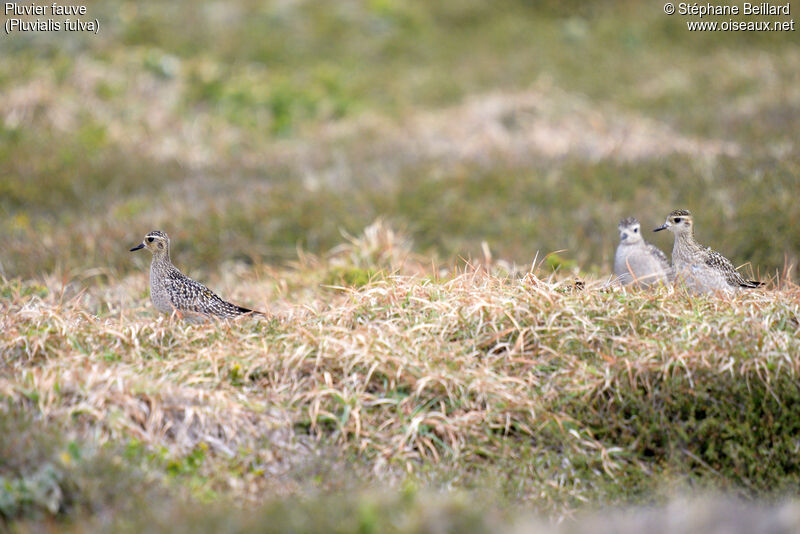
[653,223,668,232]
[129,243,145,252]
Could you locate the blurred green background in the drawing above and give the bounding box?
[1,0,798,279]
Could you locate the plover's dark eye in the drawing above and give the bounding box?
[634,227,639,233]
[147,237,155,243]
[674,217,682,223]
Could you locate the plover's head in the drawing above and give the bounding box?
[617,217,644,245]
[654,209,693,236]
[130,230,170,256]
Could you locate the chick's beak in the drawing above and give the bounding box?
[653,223,669,232]
[130,243,145,252]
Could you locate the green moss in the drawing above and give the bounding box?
[545,253,577,273]
[0,280,48,300]
[324,267,382,288]
[0,408,171,524]
[571,371,800,494]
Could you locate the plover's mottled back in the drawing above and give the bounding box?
[614,216,671,287]
[130,230,263,318]
[654,209,763,294]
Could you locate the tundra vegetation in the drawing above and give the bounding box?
[2,1,799,532]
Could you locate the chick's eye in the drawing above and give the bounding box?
[674,217,682,223]
[634,228,639,233]
[147,237,155,243]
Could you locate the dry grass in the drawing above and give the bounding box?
[3,226,799,516]
[3,1,799,529]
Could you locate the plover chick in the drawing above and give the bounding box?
[614,216,671,288]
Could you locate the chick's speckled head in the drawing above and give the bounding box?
[617,217,643,244]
